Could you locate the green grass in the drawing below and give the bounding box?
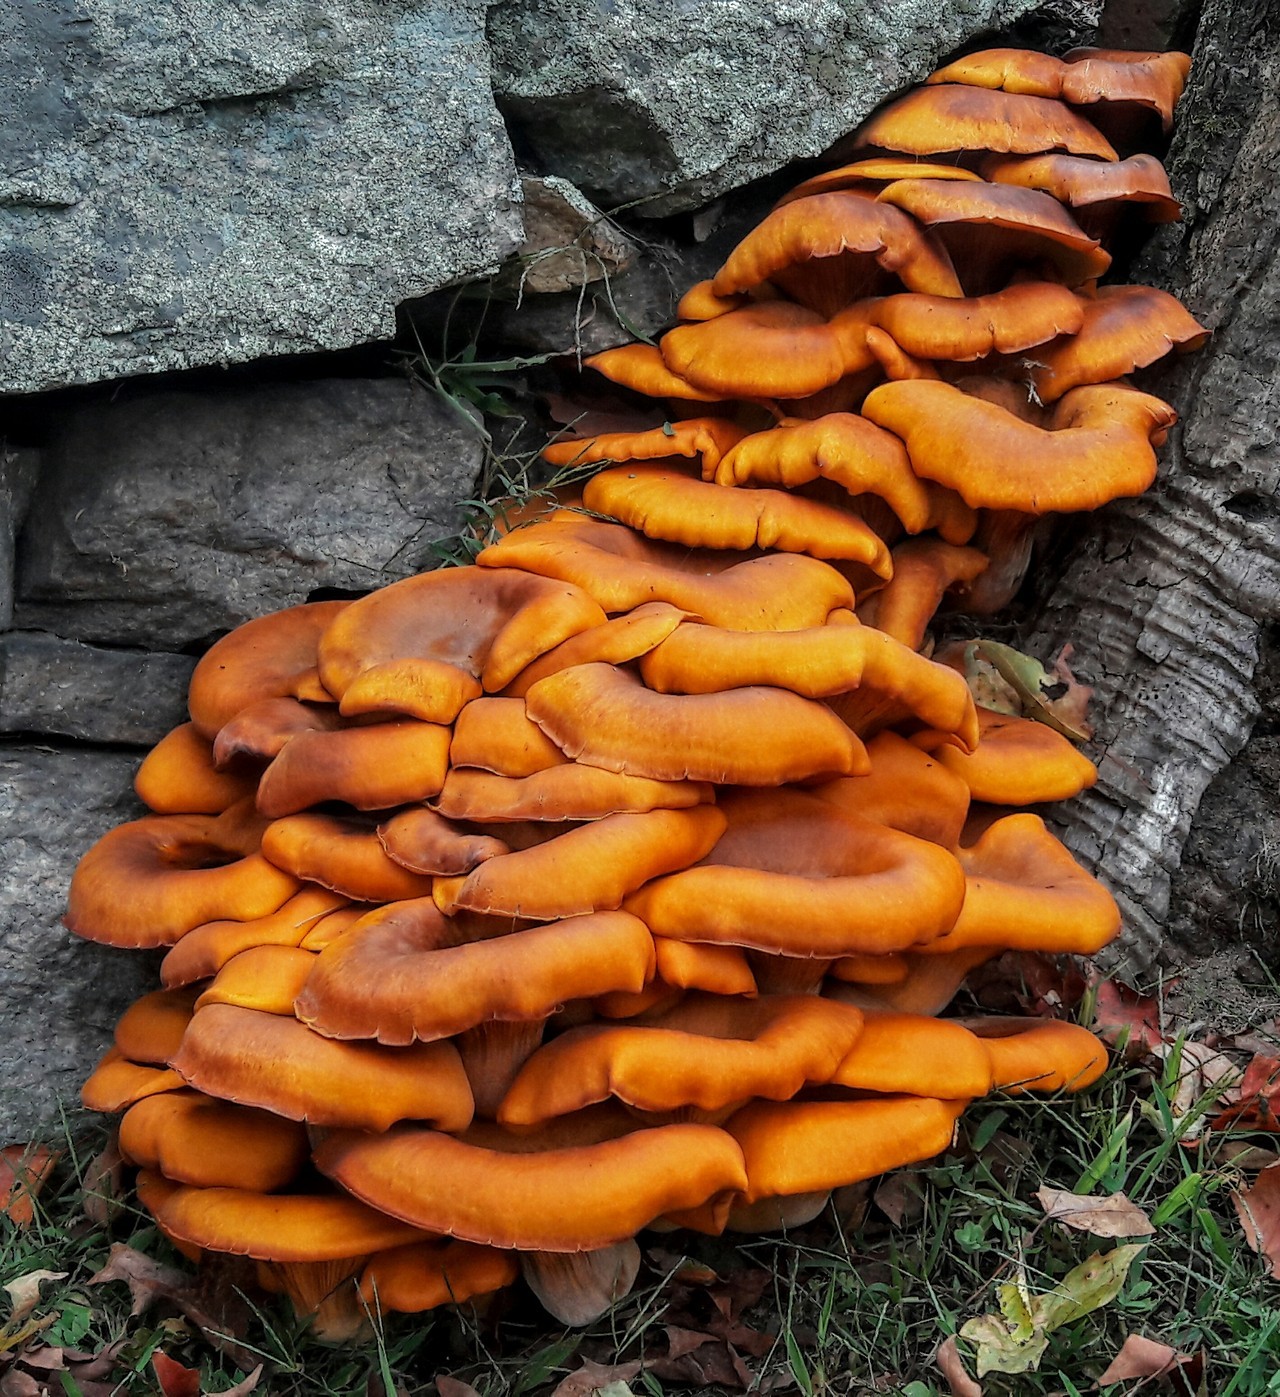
[4,1050,1280,1395]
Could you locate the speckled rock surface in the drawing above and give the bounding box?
[0,747,150,1144]
[487,0,1102,215]
[0,0,522,395]
[14,377,485,650]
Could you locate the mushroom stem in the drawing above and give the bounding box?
[747,951,833,996]
[520,1240,642,1327]
[457,1020,547,1119]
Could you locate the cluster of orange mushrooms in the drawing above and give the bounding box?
[66,47,1206,1339]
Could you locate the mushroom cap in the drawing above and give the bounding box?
[724,1095,967,1202]
[358,1239,519,1314]
[812,729,972,848]
[961,1015,1108,1092]
[172,1002,475,1132]
[159,886,348,988]
[915,707,1098,804]
[825,946,996,1017]
[659,302,876,397]
[870,281,1084,362]
[313,1107,750,1251]
[188,600,347,739]
[66,809,299,949]
[316,565,608,700]
[875,179,1111,290]
[862,379,1176,512]
[583,463,893,572]
[81,1048,186,1114]
[980,151,1180,220]
[714,413,940,538]
[497,993,866,1124]
[377,808,510,876]
[710,191,962,312]
[433,806,728,920]
[925,48,1066,96]
[638,621,979,747]
[1026,285,1209,403]
[584,343,725,401]
[856,538,990,649]
[450,696,567,776]
[212,697,342,767]
[255,721,453,818]
[477,513,856,630]
[852,85,1118,161]
[136,1170,429,1262]
[114,987,199,1065]
[260,814,437,902]
[118,1089,310,1192]
[829,1011,994,1098]
[922,812,1121,955]
[295,900,656,1046]
[432,764,714,824]
[135,723,259,814]
[675,279,750,321]
[653,939,758,997]
[502,602,691,698]
[541,418,748,477]
[194,945,318,1016]
[336,659,483,725]
[625,787,966,956]
[778,159,982,205]
[525,663,866,785]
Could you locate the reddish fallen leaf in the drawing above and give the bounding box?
[1212,1054,1280,1133]
[966,952,1085,1018]
[0,1371,42,1397]
[664,1326,713,1361]
[549,1358,642,1397]
[436,1379,483,1397]
[1047,644,1095,741]
[1091,978,1165,1057]
[152,1351,201,1397]
[1035,1187,1154,1238]
[1097,1333,1198,1384]
[651,1339,752,1390]
[704,1313,775,1358]
[1234,1161,1280,1277]
[935,1336,982,1397]
[0,1146,59,1228]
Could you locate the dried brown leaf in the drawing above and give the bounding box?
[874,1171,926,1227]
[663,1326,712,1360]
[1035,1188,1154,1238]
[436,1379,484,1397]
[549,1358,641,1397]
[1234,1161,1280,1277]
[1091,979,1165,1057]
[3,1272,67,1326]
[935,1336,983,1397]
[82,1137,125,1229]
[1096,1333,1188,1383]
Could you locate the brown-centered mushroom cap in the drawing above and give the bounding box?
[255,721,453,818]
[433,806,728,920]
[172,1002,475,1132]
[313,1107,750,1251]
[478,513,856,631]
[525,663,866,785]
[295,900,656,1046]
[862,379,1177,512]
[1025,284,1209,403]
[377,808,510,876]
[212,698,343,767]
[625,787,966,956]
[316,564,608,700]
[260,813,437,902]
[66,808,299,949]
[135,724,259,814]
[118,1089,310,1192]
[188,600,347,739]
[852,85,1118,161]
[583,463,893,573]
[497,993,866,1124]
[980,152,1180,224]
[136,1170,429,1262]
[710,192,962,314]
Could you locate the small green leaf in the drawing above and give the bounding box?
[1031,1243,1147,1333]
[786,1328,815,1397]
[960,1312,1050,1376]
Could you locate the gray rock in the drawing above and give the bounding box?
[15,377,486,650]
[0,746,152,1144]
[0,1,523,395]
[488,0,1102,215]
[0,633,194,746]
[496,176,635,297]
[0,446,39,628]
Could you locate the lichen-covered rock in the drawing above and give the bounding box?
[14,377,485,650]
[0,0,523,395]
[487,0,1101,215]
[0,633,194,746]
[0,748,150,1143]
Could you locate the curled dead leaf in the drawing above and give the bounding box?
[935,1335,983,1396]
[3,1272,68,1326]
[1233,1161,1280,1278]
[1035,1187,1154,1238]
